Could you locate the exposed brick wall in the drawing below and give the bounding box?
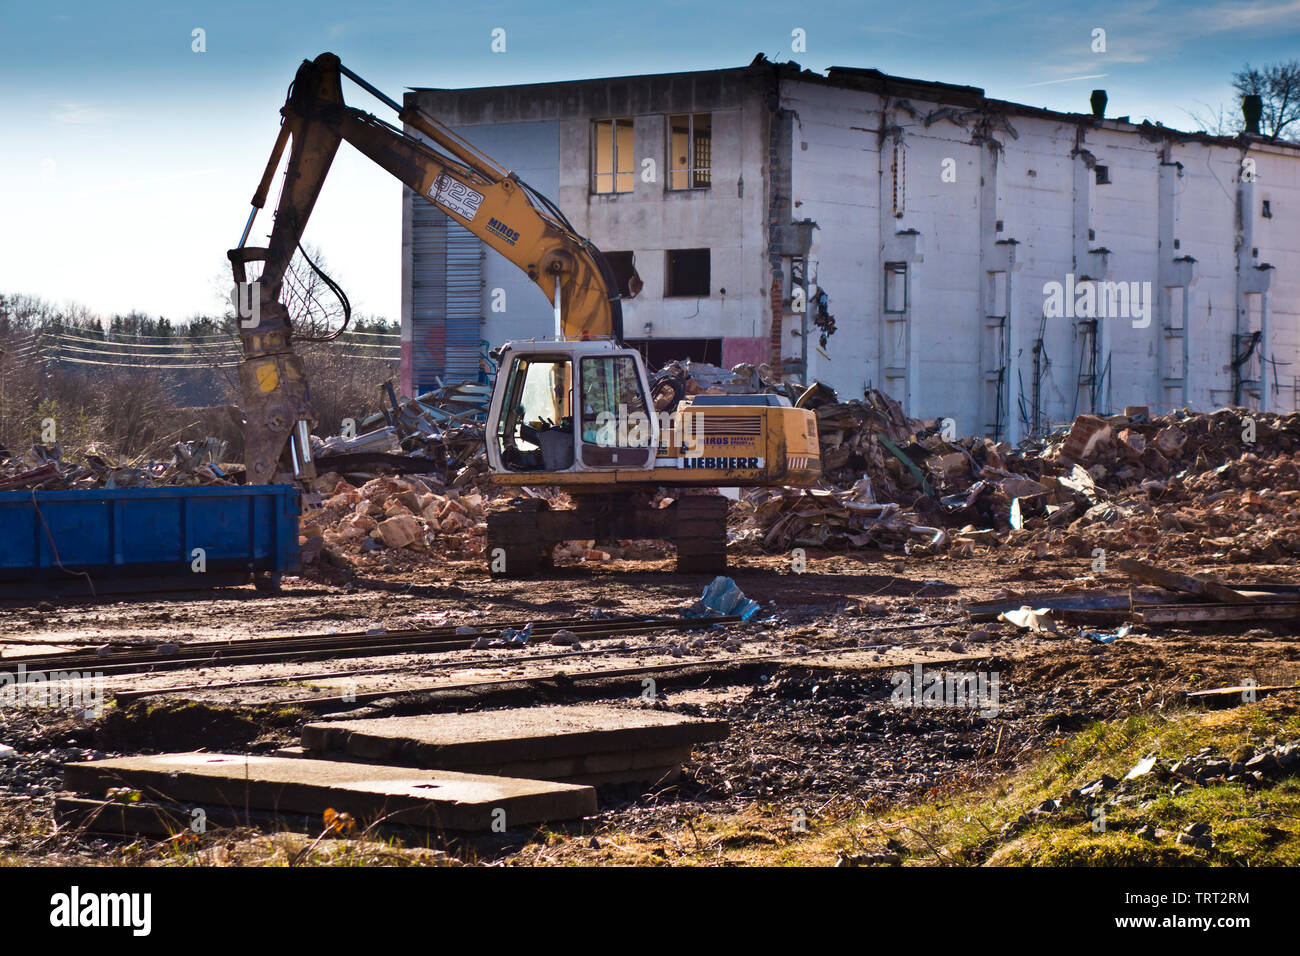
[764,74,794,368]
[768,276,784,362]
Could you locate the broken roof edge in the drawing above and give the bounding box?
[407,53,1300,153]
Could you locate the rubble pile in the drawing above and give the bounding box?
[0,438,235,491]
[299,473,615,568]
[312,381,490,484]
[988,408,1300,563]
[300,472,494,567]
[730,481,946,554]
[1000,448,1300,565]
[733,394,1300,558]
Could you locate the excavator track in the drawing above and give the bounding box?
[486,494,729,578]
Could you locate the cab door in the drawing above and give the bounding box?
[576,351,658,469]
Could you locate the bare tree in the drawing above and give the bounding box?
[1233,61,1300,139]
[1185,99,1243,137]
[216,242,349,339]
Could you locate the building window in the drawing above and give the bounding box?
[668,113,711,190]
[602,251,642,298]
[593,118,634,194]
[1094,164,1110,185]
[626,337,723,368]
[666,249,710,297]
[884,262,907,313]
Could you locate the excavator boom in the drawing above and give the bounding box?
[230,53,627,484]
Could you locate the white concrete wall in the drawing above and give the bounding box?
[783,76,1300,437]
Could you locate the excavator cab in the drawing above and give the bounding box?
[487,341,659,475]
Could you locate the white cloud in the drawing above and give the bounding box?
[52,102,109,124]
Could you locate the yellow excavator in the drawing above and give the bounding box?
[230,53,820,576]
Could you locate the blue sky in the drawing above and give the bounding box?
[2,0,1297,322]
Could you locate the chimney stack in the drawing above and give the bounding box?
[1090,89,1107,119]
[1243,94,1263,135]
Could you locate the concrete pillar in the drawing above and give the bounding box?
[977,141,1021,442]
[881,229,924,414]
[1157,158,1195,411]
[1071,142,1111,415]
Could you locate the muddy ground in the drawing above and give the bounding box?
[2,546,1299,865]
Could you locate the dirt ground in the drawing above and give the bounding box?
[2,545,1299,866]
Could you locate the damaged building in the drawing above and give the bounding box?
[401,55,1300,443]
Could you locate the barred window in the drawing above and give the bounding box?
[668,113,711,190]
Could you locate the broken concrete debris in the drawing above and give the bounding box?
[727,397,1300,562]
[300,472,494,566]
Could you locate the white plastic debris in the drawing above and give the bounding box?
[1125,754,1159,780]
[997,606,1057,634]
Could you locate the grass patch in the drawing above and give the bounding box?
[824,700,1300,867]
[519,700,1300,867]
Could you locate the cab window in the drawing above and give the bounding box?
[497,356,574,471]
[579,355,653,467]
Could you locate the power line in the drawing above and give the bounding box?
[44,355,242,370]
[46,332,240,352]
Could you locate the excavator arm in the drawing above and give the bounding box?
[230,52,629,485]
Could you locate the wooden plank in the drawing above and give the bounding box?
[1113,558,1252,604]
[1186,683,1300,699]
[1135,602,1300,624]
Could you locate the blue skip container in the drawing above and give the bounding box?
[0,484,300,596]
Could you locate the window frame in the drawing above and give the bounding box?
[578,352,656,467]
[591,117,635,195]
[883,262,908,314]
[666,113,712,191]
[665,248,711,299]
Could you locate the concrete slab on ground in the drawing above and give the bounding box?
[301,704,729,783]
[62,752,596,830]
